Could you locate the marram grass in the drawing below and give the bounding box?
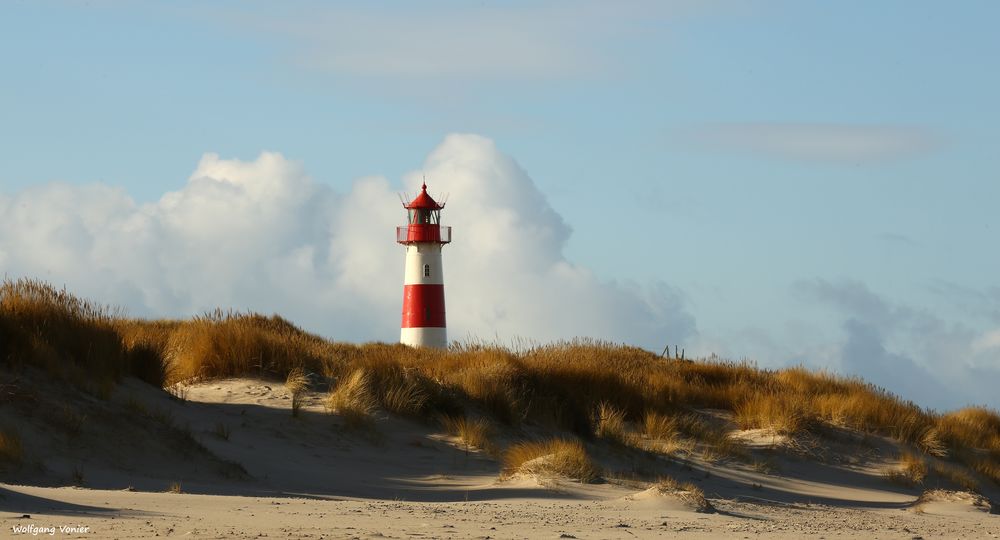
[2,278,1000,484]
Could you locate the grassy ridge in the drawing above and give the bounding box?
[2,278,999,485]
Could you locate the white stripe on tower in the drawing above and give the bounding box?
[403,244,444,286]
[400,326,447,347]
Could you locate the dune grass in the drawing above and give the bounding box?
[0,279,164,389]
[502,438,600,482]
[931,461,980,492]
[381,373,430,417]
[594,402,630,445]
[969,453,1000,486]
[654,476,714,512]
[883,451,927,487]
[642,411,678,440]
[937,407,1000,452]
[326,369,378,429]
[440,415,494,453]
[284,367,309,417]
[2,278,999,483]
[734,392,810,435]
[641,412,696,455]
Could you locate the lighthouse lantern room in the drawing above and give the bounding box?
[397,182,451,348]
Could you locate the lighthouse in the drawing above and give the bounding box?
[397,182,451,348]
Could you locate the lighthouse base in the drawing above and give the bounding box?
[400,327,447,348]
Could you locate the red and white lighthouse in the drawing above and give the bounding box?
[397,182,451,348]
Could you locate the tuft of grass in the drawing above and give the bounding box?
[166,481,182,494]
[642,412,693,455]
[502,438,600,483]
[382,376,429,417]
[734,392,809,435]
[285,367,309,417]
[883,452,927,487]
[918,428,948,458]
[327,369,377,430]
[654,476,714,513]
[0,428,23,465]
[440,415,494,453]
[595,402,630,444]
[643,411,677,440]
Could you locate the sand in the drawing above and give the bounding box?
[2,377,998,538]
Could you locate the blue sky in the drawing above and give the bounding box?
[1,1,998,410]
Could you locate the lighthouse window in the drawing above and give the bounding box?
[423,264,431,277]
[407,209,440,224]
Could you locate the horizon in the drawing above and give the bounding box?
[1,1,998,410]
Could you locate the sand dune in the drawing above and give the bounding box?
[1,376,998,538]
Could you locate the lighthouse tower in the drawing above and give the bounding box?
[397,182,451,348]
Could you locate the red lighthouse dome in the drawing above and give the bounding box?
[397,183,451,245]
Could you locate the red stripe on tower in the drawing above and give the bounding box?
[396,182,451,348]
[401,285,446,328]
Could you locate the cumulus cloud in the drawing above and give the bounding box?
[686,123,940,163]
[0,134,695,349]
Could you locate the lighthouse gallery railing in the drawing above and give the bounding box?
[397,225,452,244]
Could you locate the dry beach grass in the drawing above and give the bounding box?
[2,277,999,493]
[502,438,601,482]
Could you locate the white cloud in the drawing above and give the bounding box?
[0,134,694,349]
[686,123,940,163]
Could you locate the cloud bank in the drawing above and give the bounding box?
[0,134,694,349]
[793,279,1000,410]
